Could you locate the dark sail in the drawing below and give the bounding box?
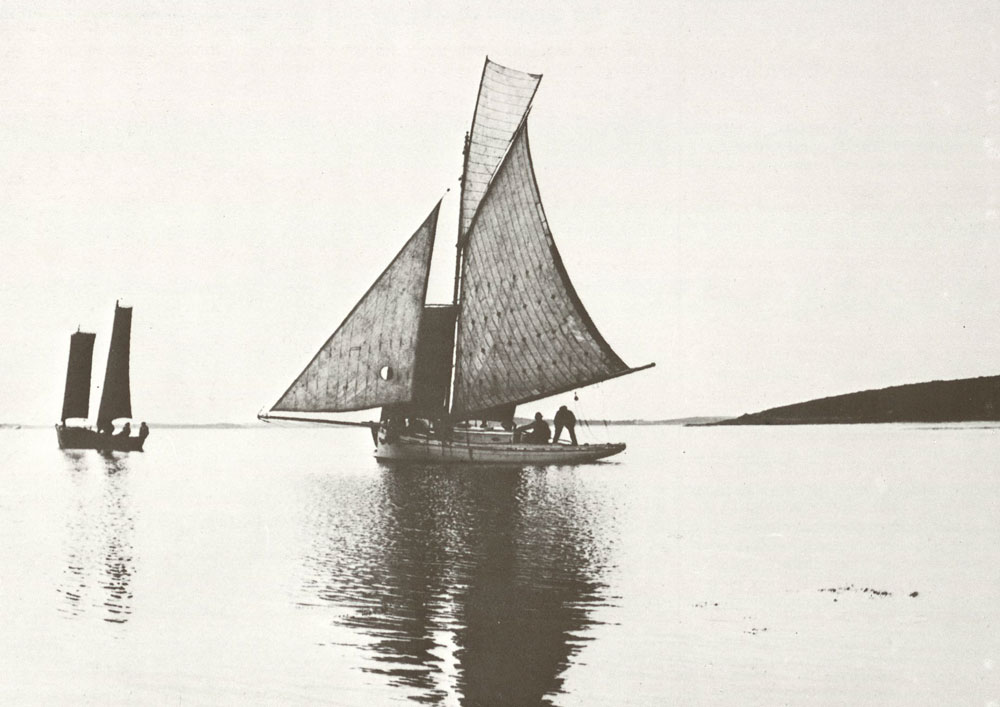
[452,124,650,418]
[272,203,440,414]
[475,403,516,424]
[97,304,133,426]
[382,304,457,420]
[62,331,96,422]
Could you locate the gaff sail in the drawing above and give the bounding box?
[451,123,650,419]
[97,303,132,426]
[458,58,542,246]
[271,203,440,414]
[62,331,96,422]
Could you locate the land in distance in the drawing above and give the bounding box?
[712,374,1000,425]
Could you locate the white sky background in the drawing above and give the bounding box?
[1,0,997,424]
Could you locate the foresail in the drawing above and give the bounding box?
[272,204,440,414]
[459,58,542,245]
[62,331,96,422]
[452,125,641,418]
[97,304,132,425]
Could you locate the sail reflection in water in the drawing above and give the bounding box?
[56,452,136,625]
[300,466,616,705]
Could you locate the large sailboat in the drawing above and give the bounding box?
[56,302,148,452]
[261,58,653,464]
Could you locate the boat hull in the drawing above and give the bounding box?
[55,425,145,452]
[374,431,624,466]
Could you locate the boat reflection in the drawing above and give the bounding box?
[302,465,615,705]
[56,451,136,625]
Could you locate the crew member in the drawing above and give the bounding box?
[516,412,551,444]
[552,405,578,445]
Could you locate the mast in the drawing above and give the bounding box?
[454,58,487,307]
[61,330,96,423]
[453,128,473,306]
[97,302,133,427]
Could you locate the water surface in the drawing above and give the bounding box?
[1,424,997,705]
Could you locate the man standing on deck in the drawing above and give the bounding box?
[552,405,578,445]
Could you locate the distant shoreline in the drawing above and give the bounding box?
[711,374,1000,426]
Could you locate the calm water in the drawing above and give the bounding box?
[1,424,998,705]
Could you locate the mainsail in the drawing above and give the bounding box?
[458,58,542,246]
[272,204,440,414]
[62,331,96,422]
[451,123,648,418]
[97,303,133,426]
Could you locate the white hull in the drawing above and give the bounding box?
[374,429,625,466]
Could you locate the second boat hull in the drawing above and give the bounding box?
[56,425,145,452]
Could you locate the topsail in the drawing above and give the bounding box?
[458,58,542,246]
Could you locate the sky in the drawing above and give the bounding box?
[1,0,997,424]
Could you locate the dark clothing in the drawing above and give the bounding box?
[517,419,551,444]
[383,417,404,443]
[553,408,578,445]
[117,423,131,438]
[139,423,149,440]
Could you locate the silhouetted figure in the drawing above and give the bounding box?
[515,412,550,444]
[431,419,452,440]
[138,422,149,441]
[384,417,404,443]
[98,420,114,435]
[552,405,577,445]
[117,422,131,438]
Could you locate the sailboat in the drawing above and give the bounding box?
[56,302,148,452]
[261,58,653,465]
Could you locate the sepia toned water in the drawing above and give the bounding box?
[1,424,998,705]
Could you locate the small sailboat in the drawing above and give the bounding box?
[56,302,148,452]
[261,58,653,465]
